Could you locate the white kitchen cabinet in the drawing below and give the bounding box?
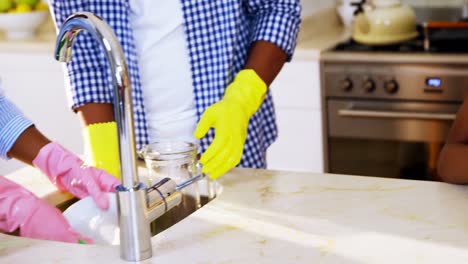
[267,59,324,173]
[0,53,83,175]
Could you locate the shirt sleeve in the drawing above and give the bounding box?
[49,0,127,109]
[245,0,302,61]
[49,0,148,150]
[0,87,34,160]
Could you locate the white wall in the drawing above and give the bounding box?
[0,53,83,176]
[301,0,334,16]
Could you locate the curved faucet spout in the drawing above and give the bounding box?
[54,12,152,262]
[54,12,138,189]
[55,11,188,262]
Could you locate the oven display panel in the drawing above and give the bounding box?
[426,78,441,88]
[425,77,443,93]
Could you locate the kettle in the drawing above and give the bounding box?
[352,0,418,45]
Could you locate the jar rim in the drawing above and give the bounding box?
[140,141,198,158]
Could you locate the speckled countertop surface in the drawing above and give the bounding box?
[294,8,350,61]
[3,167,468,263]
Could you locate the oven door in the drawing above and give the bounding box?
[326,99,459,180]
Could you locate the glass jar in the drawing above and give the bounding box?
[141,141,201,234]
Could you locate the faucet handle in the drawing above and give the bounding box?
[146,178,177,208]
[175,173,205,191]
[146,178,182,222]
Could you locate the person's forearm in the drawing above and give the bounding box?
[7,126,50,166]
[244,41,288,86]
[75,103,115,126]
[437,143,468,184]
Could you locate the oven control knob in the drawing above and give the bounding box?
[384,80,399,94]
[363,79,376,93]
[340,78,353,92]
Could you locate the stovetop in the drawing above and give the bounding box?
[332,25,468,54]
[333,39,425,53]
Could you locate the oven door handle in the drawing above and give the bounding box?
[338,109,457,121]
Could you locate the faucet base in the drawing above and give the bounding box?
[116,184,152,262]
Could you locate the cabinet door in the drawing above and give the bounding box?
[0,53,83,175]
[267,109,323,172]
[267,60,324,172]
[270,60,321,110]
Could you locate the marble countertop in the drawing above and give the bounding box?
[294,8,351,61]
[3,167,468,263]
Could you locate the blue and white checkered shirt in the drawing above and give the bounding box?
[50,0,301,168]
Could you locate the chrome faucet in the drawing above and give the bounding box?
[54,12,184,261]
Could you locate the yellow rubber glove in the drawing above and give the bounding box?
[83,122,121,179]
[194,69,267,180]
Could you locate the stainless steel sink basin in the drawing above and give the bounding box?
[55,177,221,241]
[149,179,220,236]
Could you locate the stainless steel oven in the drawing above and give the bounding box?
[321,59,468,181]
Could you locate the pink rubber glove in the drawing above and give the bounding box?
[32,142,120,210]
[0,177,92,243]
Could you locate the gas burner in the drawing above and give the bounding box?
[333,25,425,53]
[333,39,425,53]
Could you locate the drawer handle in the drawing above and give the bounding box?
[338,109,456,121]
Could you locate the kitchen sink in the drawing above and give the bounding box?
[1,158,221,245]
[149,179,221,236]
[58,178,221,241]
